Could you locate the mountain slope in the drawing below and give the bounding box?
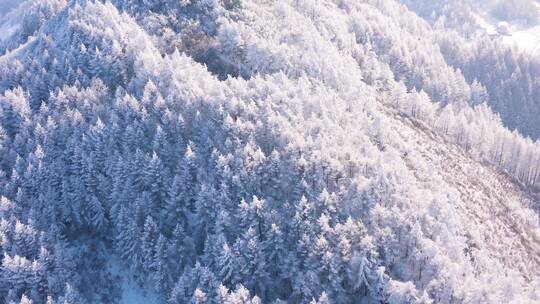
[401,0,540,139]
[0,0,539,303]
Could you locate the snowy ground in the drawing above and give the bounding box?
[502,26,540,54]
[474,4,540,55]
[380,101,540,294]
[107,257,160,304]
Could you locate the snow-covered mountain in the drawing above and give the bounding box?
[402,0,540,139]
[0,0,539,303]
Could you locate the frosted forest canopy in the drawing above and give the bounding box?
[0,0,540,303]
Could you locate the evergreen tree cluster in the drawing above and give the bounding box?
[0,0,539,303]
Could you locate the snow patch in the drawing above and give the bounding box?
[474,12,540,55]
[502,25,540,54]
[474,14,498,36]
